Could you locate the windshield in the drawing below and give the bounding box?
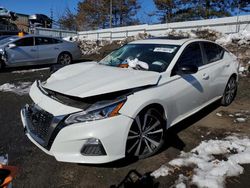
[99,43,180,72]
[0,36,18,45]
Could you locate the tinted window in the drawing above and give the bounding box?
[203,42,224,64]
[14,37,34,47]
[177,43,203,67]
[53,38,62,43]
[35,37,56,45]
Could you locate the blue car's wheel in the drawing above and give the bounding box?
[57,52,72,65]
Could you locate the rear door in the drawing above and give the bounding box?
[201,42,228,100]
[35,37,61,64]
[6,37,38,66]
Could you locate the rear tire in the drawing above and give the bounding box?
[57,52,72,65]
[126,108,166,159]
[221,76,237,106]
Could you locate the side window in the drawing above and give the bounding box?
[203,42,225,64]
[53,38,62,43]
[177,43,203,67]
[35,37,56,45]
[14,37,34,47]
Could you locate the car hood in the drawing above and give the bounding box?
[43,62,160,98]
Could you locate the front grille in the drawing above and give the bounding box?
[26,105,54,144]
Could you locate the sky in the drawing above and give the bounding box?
[0,0,158,23]
[0,0,249,25]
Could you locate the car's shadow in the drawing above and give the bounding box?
[0,58,92,73]
[79,100,221,168]
[0,64,51,73]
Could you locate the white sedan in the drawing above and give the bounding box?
[21,38,239,164]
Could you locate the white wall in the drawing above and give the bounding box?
[78,15,250,40]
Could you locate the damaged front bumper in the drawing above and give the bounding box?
[20,81,134,164]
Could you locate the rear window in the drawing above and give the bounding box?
[203,42,225,64]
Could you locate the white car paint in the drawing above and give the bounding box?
[21,38,239,164]
[44,62,160,98]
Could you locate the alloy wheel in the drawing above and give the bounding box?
[222,77,237,106]
[126,109,165,159]
[58,53,72,65]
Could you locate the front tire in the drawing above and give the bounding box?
[221,76,237,106]
[57,52,72,65]
[126,108,166,159]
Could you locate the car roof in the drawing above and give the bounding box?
[130,37,211,46]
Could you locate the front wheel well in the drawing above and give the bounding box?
[138,103,166,122]
[58,51,72,58]
[231,73,237,80]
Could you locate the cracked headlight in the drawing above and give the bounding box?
[64,97,126,125]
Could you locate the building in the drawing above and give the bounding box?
[10,13,29,32]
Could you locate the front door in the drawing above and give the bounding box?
[165,42,210,126]
[6,37,38,66]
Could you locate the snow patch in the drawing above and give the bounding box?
[0,82,32,95]
[11,67,49,74]
[152,136,250,188]
[151,165,173,179]
[216,30,250,45]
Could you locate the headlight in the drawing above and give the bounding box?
[64,97,126,125]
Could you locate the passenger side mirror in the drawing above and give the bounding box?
[8,43,16,49]
[177,64,198,75]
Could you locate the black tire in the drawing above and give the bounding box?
[221,76,237,106]
[126,108,166,159]
[57,52,72,65]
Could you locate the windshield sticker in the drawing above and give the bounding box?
[153,47,176,53]
[152,61,164,66]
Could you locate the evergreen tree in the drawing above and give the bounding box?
[76,0,140,29]
[76,0,109,30]
[153,0,180,23]
[112,0,141,26]
[153,0,250,22]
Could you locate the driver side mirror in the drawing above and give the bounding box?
[177,64,198,75]
[8,43,16,49]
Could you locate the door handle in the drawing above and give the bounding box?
[54,47,59,50]
[30,49,36,52]
[202,73,209,80]
[225,63,230,67]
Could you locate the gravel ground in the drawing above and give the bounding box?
[0,64,249,188]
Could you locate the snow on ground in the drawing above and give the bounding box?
[151,135,250,188]
[216,30,250,46]
[11,67,49,74]
[216,110,249,124]
[0,82,32,95]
